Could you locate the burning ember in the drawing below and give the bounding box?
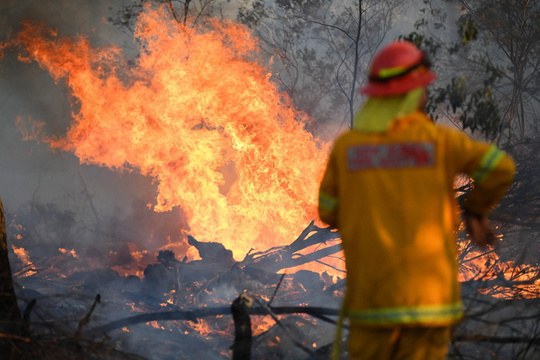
[11,4,329,260]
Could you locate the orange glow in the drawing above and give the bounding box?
[459,239,540,299]
[252,316,276,336]
[13,4,329,262]
[147,321,164,330]
[130,250,148,263]
[12,245,36,277]
[188,319,211,337]
[126,302,142,312]
[59,248,78,258]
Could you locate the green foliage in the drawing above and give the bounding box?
[458,15,478,45]
[459,0,540,141]
[403,18,503,140]
[429,77,501,139]
[237,0,265,28]
[399,20,441,57]
[427,58,503,140]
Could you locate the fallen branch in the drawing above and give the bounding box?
[240,221,341,273]
[85,305,341,337]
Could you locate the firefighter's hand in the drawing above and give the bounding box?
[464,211,497,249]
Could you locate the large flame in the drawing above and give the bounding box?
[13,5,329,259]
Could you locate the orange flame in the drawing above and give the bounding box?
[459,239,540,299]
[12,245,37,277]
[252,316,276,336]
[188,318,212,337]
[13,5,329,259]
[59,248,78,258]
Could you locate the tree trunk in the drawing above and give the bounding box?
[231,294,252,360]
[0,197,24,355]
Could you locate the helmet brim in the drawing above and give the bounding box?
[360,69,436,97]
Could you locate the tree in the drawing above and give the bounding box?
[460,0,540,142]
[237,0,401,129]
[399,14,503,141]
[0,198,24,357]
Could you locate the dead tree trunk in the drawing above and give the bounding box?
[0,197,24,355]
[231,294,252,360]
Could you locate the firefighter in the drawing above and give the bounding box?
[318,41,515,359]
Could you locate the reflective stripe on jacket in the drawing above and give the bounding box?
[318,111,515,326]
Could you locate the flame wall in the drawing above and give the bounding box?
[12,5,329,258]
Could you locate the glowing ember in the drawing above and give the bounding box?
[148,321,164,330]
[59,248,78,258]
[252,316,276,336]
[12,4,329,260]
[188,319,211,337]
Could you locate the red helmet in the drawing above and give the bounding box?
[360,41,436,97]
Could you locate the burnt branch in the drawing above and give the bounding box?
[268,272,287,306]
[252,296,315,356]
[85,305,341,338]
[240,221,341,273]
[75,294,101,343]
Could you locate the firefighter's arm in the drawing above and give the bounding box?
[464,147,515,247]
[447,130,515,247]
[318,149,339,229]
[456,137,516,247]
[463,144,515,217]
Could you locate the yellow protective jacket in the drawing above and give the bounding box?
[318,111,515,326]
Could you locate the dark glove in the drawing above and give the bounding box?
[464,210,497,249]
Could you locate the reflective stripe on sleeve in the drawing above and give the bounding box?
[347,302,463,325]
[471,144,505,185]
[319,192,338,212]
